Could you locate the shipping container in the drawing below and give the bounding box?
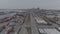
[35,17,47,24]
[39,28,60,34]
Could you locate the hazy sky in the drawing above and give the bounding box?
[0,0,60,9]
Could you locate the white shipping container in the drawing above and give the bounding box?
[41,29,60,34]
[35,17,47,24]
[39,29,47,34]
[8,22,15,26]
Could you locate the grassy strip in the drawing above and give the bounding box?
[26,27,31,34]
[0,29,2,33]
[17,27,22,34]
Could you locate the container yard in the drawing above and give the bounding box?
[0,9,60,34]
[0,11,27,34]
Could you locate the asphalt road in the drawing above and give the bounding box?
[30,13,39,34]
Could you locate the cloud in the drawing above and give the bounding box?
[0,0,60,9]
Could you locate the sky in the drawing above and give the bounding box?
[0,0,60,9]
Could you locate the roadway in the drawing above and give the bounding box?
[30,12,39,34]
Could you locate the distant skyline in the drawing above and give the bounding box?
[0,0,60,10]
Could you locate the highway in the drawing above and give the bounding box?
[30,12,39,34]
